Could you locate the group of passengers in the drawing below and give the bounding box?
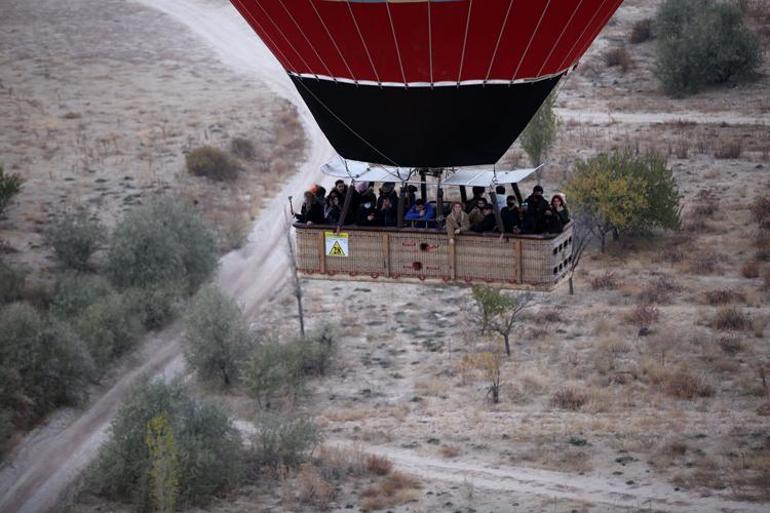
[294,180,570,237]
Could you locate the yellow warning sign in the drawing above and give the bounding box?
[324,231,349,257]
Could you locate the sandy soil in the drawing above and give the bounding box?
[2,0,769,512]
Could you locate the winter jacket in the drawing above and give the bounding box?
[446,211,470,239]
[405,203,435,227]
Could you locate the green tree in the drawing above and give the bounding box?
[0,165,24,217]
[470,287,532,356]
[244,340,305,408]
[90,380,243,509]
[251,412,321,470]
[44,210,106,271]
[183,286,253,387]
[655,0,762,96]
[519,89,559,180]
[564,151,680,251]
[145,414,179,513]
[107,197,217,293]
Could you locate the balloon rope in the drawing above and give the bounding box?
[427,0,433,86]
[306,0,357,83]
[511,0,553,81]
[232,0,298,72]
[275,0,335,79]
[535,0,585,77]
[249,0,318,77]
[345,1,381,86]
[556,0,612,71]
[457,0,473,86]
[385,1,407,85]
[484,0,515,84]
[564,0,625,70]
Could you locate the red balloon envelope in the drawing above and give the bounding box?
[230,0,624,168]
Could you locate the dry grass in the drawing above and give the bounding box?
[714,139,743,159]
[439,445,461,458]
[591,271,619,290]
[315,445,368,480]
[364,454,393,476]
[702,289,747,305]
[602,47,633,72]
[296,463,336,510]
[687,251,720,275]
[741,261,760,278]
[551,385,590,411]
[625,303,660,327]
[717,334,744,356]
[711,307,752,331]
[638,276,681,304]
[360,472,421,511]
[664,366,714,399]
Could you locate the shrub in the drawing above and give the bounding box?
[590,271,619,290]
[712,307,751,331]
[229,137,257,161]
[703,289,746,305]
[0,303,93,428]
[655,0,762,96]
[89,380,243,509]
[251,413,321,470]
[564,151,681,251]
[107,197,217,293]
[296,463,335,510]
[742,261,760,278]
[665,366,714,399]
[0,409,12,457]
[752,196,770,228]
[124,282,184,330]
[551,385,589,411]
[74,292,143,369]
[185,146,239,181]
[630,18,654,43]
[183,286,253,387]
[244,340,305,408]
[365,454,394,476]
[0,260,27,304]
[519,88,559,169]
[359,471,421,511]
[639,276,681,304]
[300,324,337,376]
[603,47,633,71]
[50,273,114,318]
[626,304,660,327]
[44,210,106,270]
[0,165,24,217]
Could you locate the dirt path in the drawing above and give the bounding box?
[327,442,769,513]
[0,1,331,512]
[557,108,769,126]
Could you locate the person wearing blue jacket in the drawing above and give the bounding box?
[405,199,435,228]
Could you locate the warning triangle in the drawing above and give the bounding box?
[329,241,346,256]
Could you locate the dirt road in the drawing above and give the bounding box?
[0,1,330,512]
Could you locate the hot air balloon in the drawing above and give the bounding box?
[230,0,622,289]
[230,0,624,168]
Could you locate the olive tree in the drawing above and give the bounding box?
[89,380,243,509]
[519,89,559,182]
[45,210,106,270]
[183,286,253,387]
[471,286,532,356]
[107,197,217,293]
[655,0,762,96]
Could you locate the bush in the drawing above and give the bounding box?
[0,165,24,217]
[630,18,654,44]
[564,151,681,250]
[742,261,760,278]
[44,210,106,271]
[229,137,257,161]
[89,380,243,509]
[590,271,619,290]
[296,464,336,510]
[300,325,337,376]
[603,47,633,71]
[0,409,13,457]
[251,413,321,470]
[74,292,143,369]
[665,366,714,399]
[712,307,752,331]
[107,197,217,293]
[655,0,762,96]
[0,260,27,304]
[550,385,590,411]
[124,282,184,330]
[51,273,115,318]
[183,286,253,387]
[0,303,93,428]
[244,340,305,408]
[186,146,240,181]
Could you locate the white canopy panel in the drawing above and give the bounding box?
[321,157,541,187]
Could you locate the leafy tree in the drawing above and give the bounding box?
[145,414,179,513]
[107,197,217,293]
[74,291,143,369]
[655,0,762,96]
[471,287,532,356]
[0,165,24,217]
[244,340,305,408]
[44,210,106,271]
[50,272,114,318]
[90,380,243,509]
[519,89,559,180]
[0,303,93,428]
[183,286,253,387]
[564,151,680,251]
